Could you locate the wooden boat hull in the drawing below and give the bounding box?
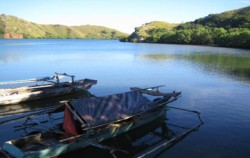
[0,79,97,105]
[3,106,166,158]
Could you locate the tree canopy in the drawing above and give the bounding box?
[121,6,250,49]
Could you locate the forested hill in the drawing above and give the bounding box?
[122,21,177,42]
[122,6,250,49]
[0,14,128,39]
[192,6,250,28]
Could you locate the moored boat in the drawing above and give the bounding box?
[0,73,97,105]
[2,86,181,158]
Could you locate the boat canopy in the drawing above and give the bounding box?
[66,91,157,128]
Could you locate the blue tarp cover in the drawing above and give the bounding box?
[69,91,156,127]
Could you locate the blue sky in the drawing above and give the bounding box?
[0,0,249,33]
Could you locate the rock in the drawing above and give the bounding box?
[3,33,23,39]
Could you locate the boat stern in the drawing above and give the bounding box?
[77,79,97,90]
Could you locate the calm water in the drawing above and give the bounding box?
[0,39,250,158]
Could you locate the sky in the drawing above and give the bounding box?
[0,0,249,33]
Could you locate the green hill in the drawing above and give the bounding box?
[122,21,177,42]
[0,14,128,39]
[123,6,250,49]
[194,6,250,28]
[177,6,250,30]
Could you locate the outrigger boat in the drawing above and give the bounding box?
[0,73,97,106]
[2,86,181,158]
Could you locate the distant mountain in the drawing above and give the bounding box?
[0,14,128,39]
[123,6,250,49]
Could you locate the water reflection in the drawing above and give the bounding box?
[141,53,250,83]
[140,54,173,61]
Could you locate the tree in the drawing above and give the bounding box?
[173,30,192,44]
[145,28,167,42]
[190,27,213,45]
[212,27,227,45]
[158,30,175,43]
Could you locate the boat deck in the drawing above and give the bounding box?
[12,132,63,152]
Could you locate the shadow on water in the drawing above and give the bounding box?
[0,90,94,119]
[141,53,250,83]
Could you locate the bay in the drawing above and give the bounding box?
[0,39,250,158]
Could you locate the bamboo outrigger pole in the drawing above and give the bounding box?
[0,72,72,85]
[136,106,204,158]
[0,77,52,85]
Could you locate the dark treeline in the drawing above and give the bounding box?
[121,6,250,49]
[146,25,250,49]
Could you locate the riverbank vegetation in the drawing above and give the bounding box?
[121,6,250,49]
